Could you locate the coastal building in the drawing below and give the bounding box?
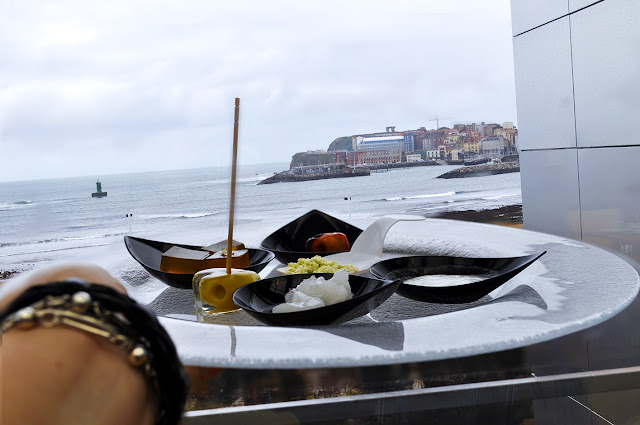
[449,149,465,161]
[353,134,403,152]
[405,153,422,162]
[334,151,348,165]
[425,149,441,159]
[342,122,517,165]
[421,130,445,150]
[444,141,458,156]
[479,136,504,156]
[362,149,401,164]
[352,127,415,153]
[413,136,427,151]
[483,123,502,136]
[347,151,367,167]
[462,140,479,154]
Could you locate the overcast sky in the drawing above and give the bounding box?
[0,0,516,182]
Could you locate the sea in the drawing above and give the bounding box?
[0,162,521,273]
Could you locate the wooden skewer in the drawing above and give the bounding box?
[226,98,240,275]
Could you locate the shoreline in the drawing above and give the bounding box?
[428,204,523,227]
[258,160,441,184]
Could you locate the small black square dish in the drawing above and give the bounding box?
[369,252,545,304]
[260,210,363,264]
[232,273,400,326]
[124,235,275,289]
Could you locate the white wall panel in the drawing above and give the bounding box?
[569,0,602,13]
[571,0,640,148]
[510,0,568,35]
[513,17,576,151]
[520,149,582,240]
[578,147,640,262]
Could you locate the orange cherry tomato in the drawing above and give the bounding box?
[305,232,351,252]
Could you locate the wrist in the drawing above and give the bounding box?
[1,279,189,425]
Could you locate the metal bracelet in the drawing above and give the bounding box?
[1,291,160,395]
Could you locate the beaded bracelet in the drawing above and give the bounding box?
[0,279,189,425]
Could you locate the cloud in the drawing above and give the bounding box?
[0,0,516,181]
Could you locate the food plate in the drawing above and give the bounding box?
[259,210,362,264]
[369,252,546,303]
[150,220,639,369]
[232,273,401,326]
[124,235,275,289]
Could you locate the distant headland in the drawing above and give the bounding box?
[260,122,519,184]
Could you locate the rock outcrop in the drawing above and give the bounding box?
[258,168,370,185]
[437,162,520,179]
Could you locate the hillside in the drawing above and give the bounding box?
[327,136,353,152]
[290,152,335,167]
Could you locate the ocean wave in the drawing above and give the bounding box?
[481,193,521,200]
[46,197,79,204]
[0,200,35,210]
[203,174,273,185]
[0,243,113,258]
[384,191,457,201]
[201,178,228,185]
[139,212,221,220]
[242,174,273,184]
[0,232,125,249]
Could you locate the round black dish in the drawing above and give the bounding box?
[124,235,275,289]
[369,252,545,304]
[233,273,400,326]
[259,210,362,264]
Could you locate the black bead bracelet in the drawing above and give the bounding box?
[0,279,190,425]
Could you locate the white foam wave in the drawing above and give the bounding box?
[482,193,520,200]
[241,174,273,184]
[385,191,456,201]
[202,178,228,185]
[0,200,35,210]
[202,174,270,185]
[139,212,220,220]
[0,232,124,249]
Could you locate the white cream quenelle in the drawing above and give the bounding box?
[273,269,353,313]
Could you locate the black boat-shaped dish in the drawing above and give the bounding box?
[124,235,275,289]
[233,273,400,326]
[369,252,546,304]
[260,210,363,264]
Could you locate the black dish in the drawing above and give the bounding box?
[124,235,275,289]
[369,252,546,304]
[260,210,362,264]
[233,273,401,326]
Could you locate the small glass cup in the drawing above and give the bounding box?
[193,268,260,322]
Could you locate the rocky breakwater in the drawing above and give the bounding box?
[258,167,370,185]
[437,162,520,179]
[370,160,440,170]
